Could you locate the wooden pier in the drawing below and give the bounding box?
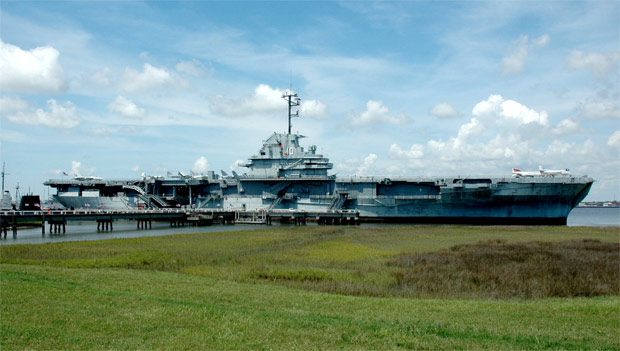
[0,208,359,238]
[263,209,361,226]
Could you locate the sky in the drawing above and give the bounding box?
[0,0,618,201]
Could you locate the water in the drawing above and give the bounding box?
[1,207,617,245]
[566,207,620,227]
[0,220,271,245]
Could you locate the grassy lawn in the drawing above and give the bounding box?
[1,225,619,349]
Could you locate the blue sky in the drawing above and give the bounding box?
[0,0,618,201]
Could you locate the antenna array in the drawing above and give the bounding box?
[282,91,301,135]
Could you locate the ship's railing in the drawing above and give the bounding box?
[0,208,362,217]
[339,175,592,184]
[382,195,441,200]
[509,176,593,183]
[0,209,191,216]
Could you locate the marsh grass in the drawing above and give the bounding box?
[2,225,617,299]
[390,239,620,299]
[3,264,618,350]
[1,225,619,350]
[252,267,334,282]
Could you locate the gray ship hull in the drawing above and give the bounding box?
[51,194,136,210]
[347,178,592,224]
[231,177,591,224]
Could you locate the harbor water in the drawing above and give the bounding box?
[566,207,620,227]
[1,207,618,246]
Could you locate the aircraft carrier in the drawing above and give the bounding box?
[45,92,593,225]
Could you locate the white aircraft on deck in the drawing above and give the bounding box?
[74,175,104,181]
[512,168,542,177]
[539,166,571,176]
[512,166,571,177]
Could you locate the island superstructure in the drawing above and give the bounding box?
[45,92,593,224]
[0,163,14,210]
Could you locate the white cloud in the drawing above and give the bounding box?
[209,84,285,116]
[108,96,146,119]
[532,34,550,46]
[90,67,111,86]
[349,100,408,126]
[192,156,209,174]
[121,63,174,92]
[456,117,484,141]
[0,96,29,114]
[471,94,503,117]
[384,93,608,177]
[430,102,461,119]
[608,131,620,148]
[578,100,619,119]
[502,37,528,75]
[209,84,328,121]
[357,153,377,175]
[388,133,600,177]
[551,119,584,136]
[335,155,378,176]
[567,50,620,81]
[132,165,140,172]
[2,98,79,128]
[0,39,66,93]
[71,161,95,177]
[90,127,113,136]
[300,100,327,119]
[175,59,206,76]
[542,139,600,161]
[388,143,424,159]
[502,34,549,75]
[473,94,548,126]
[543,139,573,157]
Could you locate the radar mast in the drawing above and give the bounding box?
[282,91,300,135]
[1,162,7,193]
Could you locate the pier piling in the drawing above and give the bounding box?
[96,219,114,232]
[136,219,152,229]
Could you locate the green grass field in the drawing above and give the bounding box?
[1,225,619,349]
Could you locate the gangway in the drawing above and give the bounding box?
[328,193,348,210]
[122,185,146,195]
[138,194,169,208]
